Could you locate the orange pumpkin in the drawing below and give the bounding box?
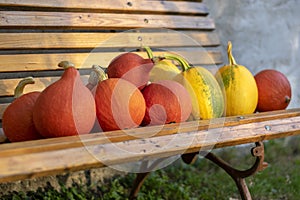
[142,80,192,125]
[95,78,146,131]
[2,77,43,142]
[107,52,154,90]
[255,69,291,112]
[33,61,96,138]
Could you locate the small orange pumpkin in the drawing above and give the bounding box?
[95,78,146,131]
[107,52,154,90]
[142,80,192,125]
[255,69,291,112]
[2,77,43,142]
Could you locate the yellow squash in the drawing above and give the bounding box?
[176,67,225,120]
[149,59,181,82]
[144,46,181,82]
[216,41,258,116]
[165,54,224,120]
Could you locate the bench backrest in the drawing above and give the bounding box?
[0,0,222,121]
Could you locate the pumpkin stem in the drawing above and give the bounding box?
[86,65,108,90]
[144,46,154,59]
[227,41,237,66]
[161,53,191,72]
[151,55,168,66]
[285,96,291,104]
[14,77,35,98]
[58,61,75,69]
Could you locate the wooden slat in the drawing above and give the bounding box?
[0,11,215,30]
[0,50,223,73]
[0,32,220,50]
[1,109,300,154]
[0,103,8,120]
[0,129,6,143]
[0,109,300,182]
[0,0,209,15]
[0,75,89,98]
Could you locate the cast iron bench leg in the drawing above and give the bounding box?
[129,157,169,199]
[130,141,267,200]
[184,141,268,200]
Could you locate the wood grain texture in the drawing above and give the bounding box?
[0,0,209,15]
[0,50,222,73]
[1,108,299,155]
[0,129,7,143]
[0,104,9,120]
[0,11,215,30]
[0,75,89,98]
[0,32,220,50]
[0,109,300,183]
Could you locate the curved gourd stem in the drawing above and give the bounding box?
[144,46,154,59]
[160,53,191,72]
[14,77,35,98]
[144,46,166,65]
[144,46,191,72]
[58,60,75,69]
[227,41,237,66]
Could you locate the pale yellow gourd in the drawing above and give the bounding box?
[216,41,258,116]
[144,46,181,82]
[149,59,181,82]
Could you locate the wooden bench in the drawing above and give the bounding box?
[0,1,299,199]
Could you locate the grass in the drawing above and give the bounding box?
[1,137,300,200]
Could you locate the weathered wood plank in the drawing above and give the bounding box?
[0,0,209,15]
[0,128,7,143]
[0,11,215,30]
[1,109,299,156]
[0,32,220,50]
[0,50,222,73]
[0,76,89,97]
[0,109,300,183]
[0,104,8,120]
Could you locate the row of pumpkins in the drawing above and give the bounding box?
[2,42,292,142]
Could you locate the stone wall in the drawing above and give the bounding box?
[204,0,300,108]
[0,167,125,196]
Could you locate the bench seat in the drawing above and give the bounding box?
[1,108,300,183]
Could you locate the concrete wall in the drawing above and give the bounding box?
[204,0,300,108]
